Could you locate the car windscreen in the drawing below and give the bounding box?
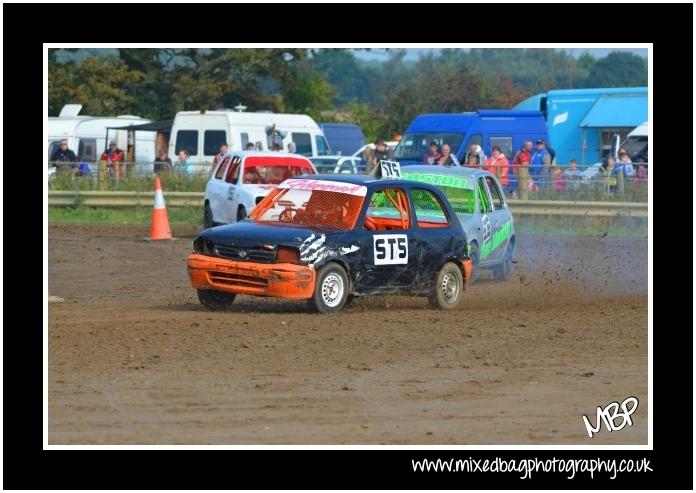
[401,171,476,214]
[394,133,465,161]
[242,156,315,185]
[250,178,367,231]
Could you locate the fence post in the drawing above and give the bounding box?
[617,167,624,194]
[518,165,529,200]
[98,160,107,191]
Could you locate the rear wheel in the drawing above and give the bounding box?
[237,206,247,222]
[197,289,236,311]
[203,203,214,229]
[428,262,464,309]
[309,263,349,314]
[492,242,513,281]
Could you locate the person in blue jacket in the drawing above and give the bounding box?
[530,139,552,187]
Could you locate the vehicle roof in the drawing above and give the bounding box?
[290,173,448,191]
[47,115,151,137]
[224,151,312,160]
[174,110,319,128]
[402,164,495,178]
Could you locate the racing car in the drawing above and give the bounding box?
[400,165,515,283]
[188,175,473,313]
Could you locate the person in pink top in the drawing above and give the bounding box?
[483,146,510,187]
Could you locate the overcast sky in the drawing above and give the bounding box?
[353,48,648,60]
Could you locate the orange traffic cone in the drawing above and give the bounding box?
[149,176,172,240]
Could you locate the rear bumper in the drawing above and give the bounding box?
[187,253,316,299]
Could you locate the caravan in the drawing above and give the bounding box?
[47,104,156,165]
[168,109,331,170]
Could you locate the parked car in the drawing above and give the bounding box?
[203,151,317,228]
[309,155,362,174]
[189,175,473,313]
[400,165,515,283]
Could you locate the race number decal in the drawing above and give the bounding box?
[481,214,492,243]
[373,234,408,265]
[379,160,402,178]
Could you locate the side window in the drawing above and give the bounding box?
[364,188,411,231]
[214,156,231,180]
[225,156,241,184]
[204,130,227,155]
[441,185,476,214]
[315,135,330,156]
[489,136,513,159]
[467,134,482,149]
[77,138,97,161]
[411,189,449,228]
[291,133,312,156]
[175,130,198,155]
[485,176,505,210]
[477,178,492,213]
[241,133,249,149]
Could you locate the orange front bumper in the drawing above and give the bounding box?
[187,253,316,299]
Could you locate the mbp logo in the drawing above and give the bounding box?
[373,234,408,265]
[582,396,639,438]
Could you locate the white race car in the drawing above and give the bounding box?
[203,151,317,228]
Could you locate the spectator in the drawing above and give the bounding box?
[437,143,455,166]
[604,156,618,192]
[287,142,297,153]
[561,158,582,191]
[271,142,282,151]
[74,159,92,177]
[370,139,393,171]
[509,140,532,197]
[362,147,375,174]
[617,151,634,177]
[100,139,126,181]
[212,143,228,170]
[175,149,193,174]
[50,139,78,172]
[551,165,566,192]
[246,142,256,151]
[530,139,551,186]
[154,150,172,174]
[423,140,442,164]
[464,144,486,167]
[483,146,510,187]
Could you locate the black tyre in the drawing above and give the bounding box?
[492,241,513,281]
[237,206,247,222]
[203,203,214,229]
[309,263,349,314]
[428,262,464,310]
[468,242,480,284]
[197,289,236,311]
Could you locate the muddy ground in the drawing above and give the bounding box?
[48,223,648,444]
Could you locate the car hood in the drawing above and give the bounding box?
[199,220,341,248]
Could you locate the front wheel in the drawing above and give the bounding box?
[203,203,214,229]
[428,262,464,310]
[237,206,247,222]
[309,263,349,314]
[197,289,236,311]
[492,242,513,281]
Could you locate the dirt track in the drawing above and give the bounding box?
[48,223,648,444]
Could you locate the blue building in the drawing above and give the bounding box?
[514,87,647,165]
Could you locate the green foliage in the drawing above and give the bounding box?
[49,172,209,192]
[584,52,648,88]
[48,206,203,226]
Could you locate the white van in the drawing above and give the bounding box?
[620,121,648,164]
[168,109,331,171]
[47,104,156,166]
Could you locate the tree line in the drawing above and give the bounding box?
[49,48,647,142]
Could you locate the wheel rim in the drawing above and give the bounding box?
[440,271,459,304]
[321,273,344,308]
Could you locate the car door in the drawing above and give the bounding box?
[222,156,242,224]
[207,156,231,222]
[356,187,417,293]
[475,175,497,265]
[409,187,456,288]
[483,175,513,260]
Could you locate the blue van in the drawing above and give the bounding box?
[319,123,366,156]
[393,110,548,166]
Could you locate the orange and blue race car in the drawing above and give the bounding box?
[187,174,473,313]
